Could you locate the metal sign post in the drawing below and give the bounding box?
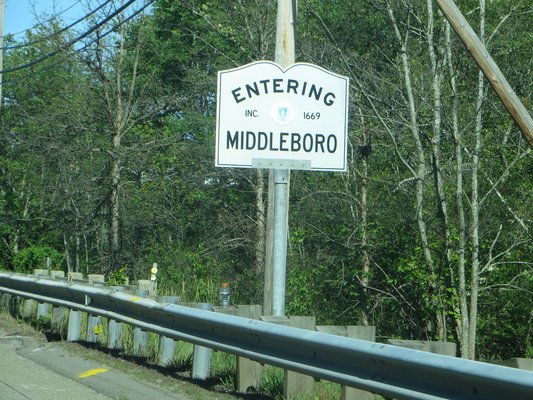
[215,0,348,317]
[270,0,293,317]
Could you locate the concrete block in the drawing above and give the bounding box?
[33,269,48,277]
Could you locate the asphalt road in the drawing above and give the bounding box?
[0,319,188,400]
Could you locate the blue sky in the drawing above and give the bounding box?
[4,0,86,36]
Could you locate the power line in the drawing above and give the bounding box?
[2,0,115,51]
[6,0,84,37]
[0,0,140,75]
[1,0,154,87]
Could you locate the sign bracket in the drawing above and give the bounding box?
[252,158,311,171]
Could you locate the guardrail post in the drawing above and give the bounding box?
[157,295,180,366]
[285,316,316,398]
[192,302,213,380]
[0,292,13,315]
[33,270,51,327]
[316,325,376,400]
[36,302,50,321]
[236,305,263,393]
[51,306,65,335]
[22,298,35,320]
[86,276,105,344]
[107,286,125,350]
[49,271,66,336]
[133,289,149,356]
[67,309,81,341]
[86,314,101,343]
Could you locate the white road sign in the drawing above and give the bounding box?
[215,61,349,171]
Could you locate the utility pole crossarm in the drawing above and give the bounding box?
[435,0,533,146]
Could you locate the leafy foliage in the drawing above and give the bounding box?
[0,0,530,360]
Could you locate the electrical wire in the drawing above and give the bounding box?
[1,0,154,87]
[2,0,115,51]
[0,0,141,75]
[5,0,84,37]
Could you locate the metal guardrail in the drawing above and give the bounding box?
[1,272,532,400]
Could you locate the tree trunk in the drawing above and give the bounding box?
[468,0,486,360]
[427,0,448,341]
[360,139,370,326]
[63,232,72,273]
[446,21,469,358]
[110,133,122,270]
[387,3,442,339]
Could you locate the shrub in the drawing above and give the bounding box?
[12,246,63,273]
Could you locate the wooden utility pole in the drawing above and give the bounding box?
[263,0,296,316]
[0,0,4,109]
[435,0,533,146]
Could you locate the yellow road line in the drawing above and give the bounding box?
[78,368,109,378]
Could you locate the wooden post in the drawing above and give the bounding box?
[284,316,316,398]
[315,325,376,400]
[86,315,101,343]
[236,305,263,393]
[0,0,4,108]
[435,0,533,145]
[132,289,149,356]
[107,286,125,350]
